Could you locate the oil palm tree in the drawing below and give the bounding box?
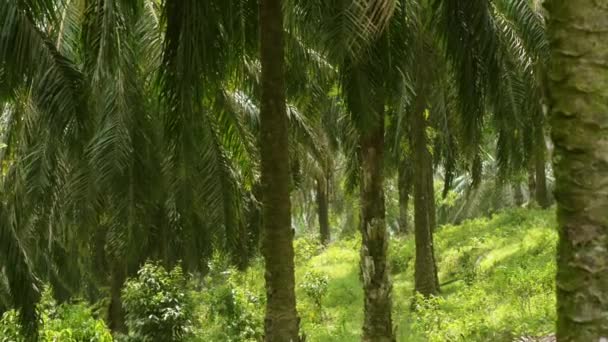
[1,0,258,333]
[546,0,608,340]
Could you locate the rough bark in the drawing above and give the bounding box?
[108,263,127,334]
[512,182,524,206]
[426,156,437,234]
[534,122,550,208]
[359,108,394,342]
[259,0,300,340]
[425,155,440,289]
[546,1,608,340]
[411,92,440,297]
[397,158,412,235]
[316,177,330,245]
[235,220,250,271]
[527,163,536,203]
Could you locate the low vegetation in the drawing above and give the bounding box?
[0,208,556,341]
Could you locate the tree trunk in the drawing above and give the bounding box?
[534,122,550,208]
[411,93,440,297]
[235,220,250,271]
[512,182,524,206]
[316,177,330,245]
[547,1,608,340]
[426,156,437,233]
[259,0,300,340]
[425,155,440,289]
[108,263,127,334]
[527,163,536,204]
[359,106,394,342]
[397,158,412,235]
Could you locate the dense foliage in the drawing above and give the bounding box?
[0,0,604,340]
[121,263,194,342]
[0,209,555,341]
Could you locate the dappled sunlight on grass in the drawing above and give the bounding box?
[190,208,557,341]
[298,208,557,341]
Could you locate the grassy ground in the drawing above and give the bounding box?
[296,208,557,341]
[197,208,556,341]
[0,208,557,341]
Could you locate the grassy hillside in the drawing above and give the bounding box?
[198,208,557,341]
[294,208,557,341]
[0,209,557,341]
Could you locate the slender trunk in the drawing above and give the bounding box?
[246,184,263,260]
[527,162,536,204]
[259,0,299,340]
[425,156,439,288]
[108,263,127,334]
[426,156,437,233]
[316,177,330,245]
[547,1,608,340]
[87,224,108,302]
[359,106,394,342]
[512,182,524,206]
[412,92,440,297]
[397,158,412,235]
[235,220,249,271]
[534,123,550,208]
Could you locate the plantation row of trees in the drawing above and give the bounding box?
[0,0,605,341]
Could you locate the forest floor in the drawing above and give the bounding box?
[0,208,557,341]
[200,208,557,341]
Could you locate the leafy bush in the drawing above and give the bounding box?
[122,262,193,342]
[200,283,262,341]
[42,302,112,342]
[0,287,111,342]
[388,238,414,274]
[0,310,23,342]
[300,270,329,310]
[294,236,323,265]
[195,253,264,342]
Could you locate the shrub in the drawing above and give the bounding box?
[388,238,414,274]
[294,236,322,265]
[199,267,264,342]
[0,287,112,342]
[300,270,329,310]
[0,310,23,342]
[122,262,193,342]
[43,302,112,342]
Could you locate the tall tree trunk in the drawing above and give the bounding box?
[425,156,440,288]
[108,263,127,334]
[359,106,394,342]
[316,177,330,245]
[426,156,437,233]
[397,158,412,234]
[527,162,536,204]
[534,122,550,208]
[411,93,440,297]
[259,0,300,340]
[512,182,524,206]
[235,220,250,271]
[547,1,608,340]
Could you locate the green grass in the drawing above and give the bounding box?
[175,207,558,341]
[0,208,557,341]
[296,208,557,341]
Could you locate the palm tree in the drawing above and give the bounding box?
[1,0,260,333]
[545,1,608,340]
[258,1,301,339]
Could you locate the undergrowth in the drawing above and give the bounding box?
[0,208,556,341]
[196,207,556,341]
